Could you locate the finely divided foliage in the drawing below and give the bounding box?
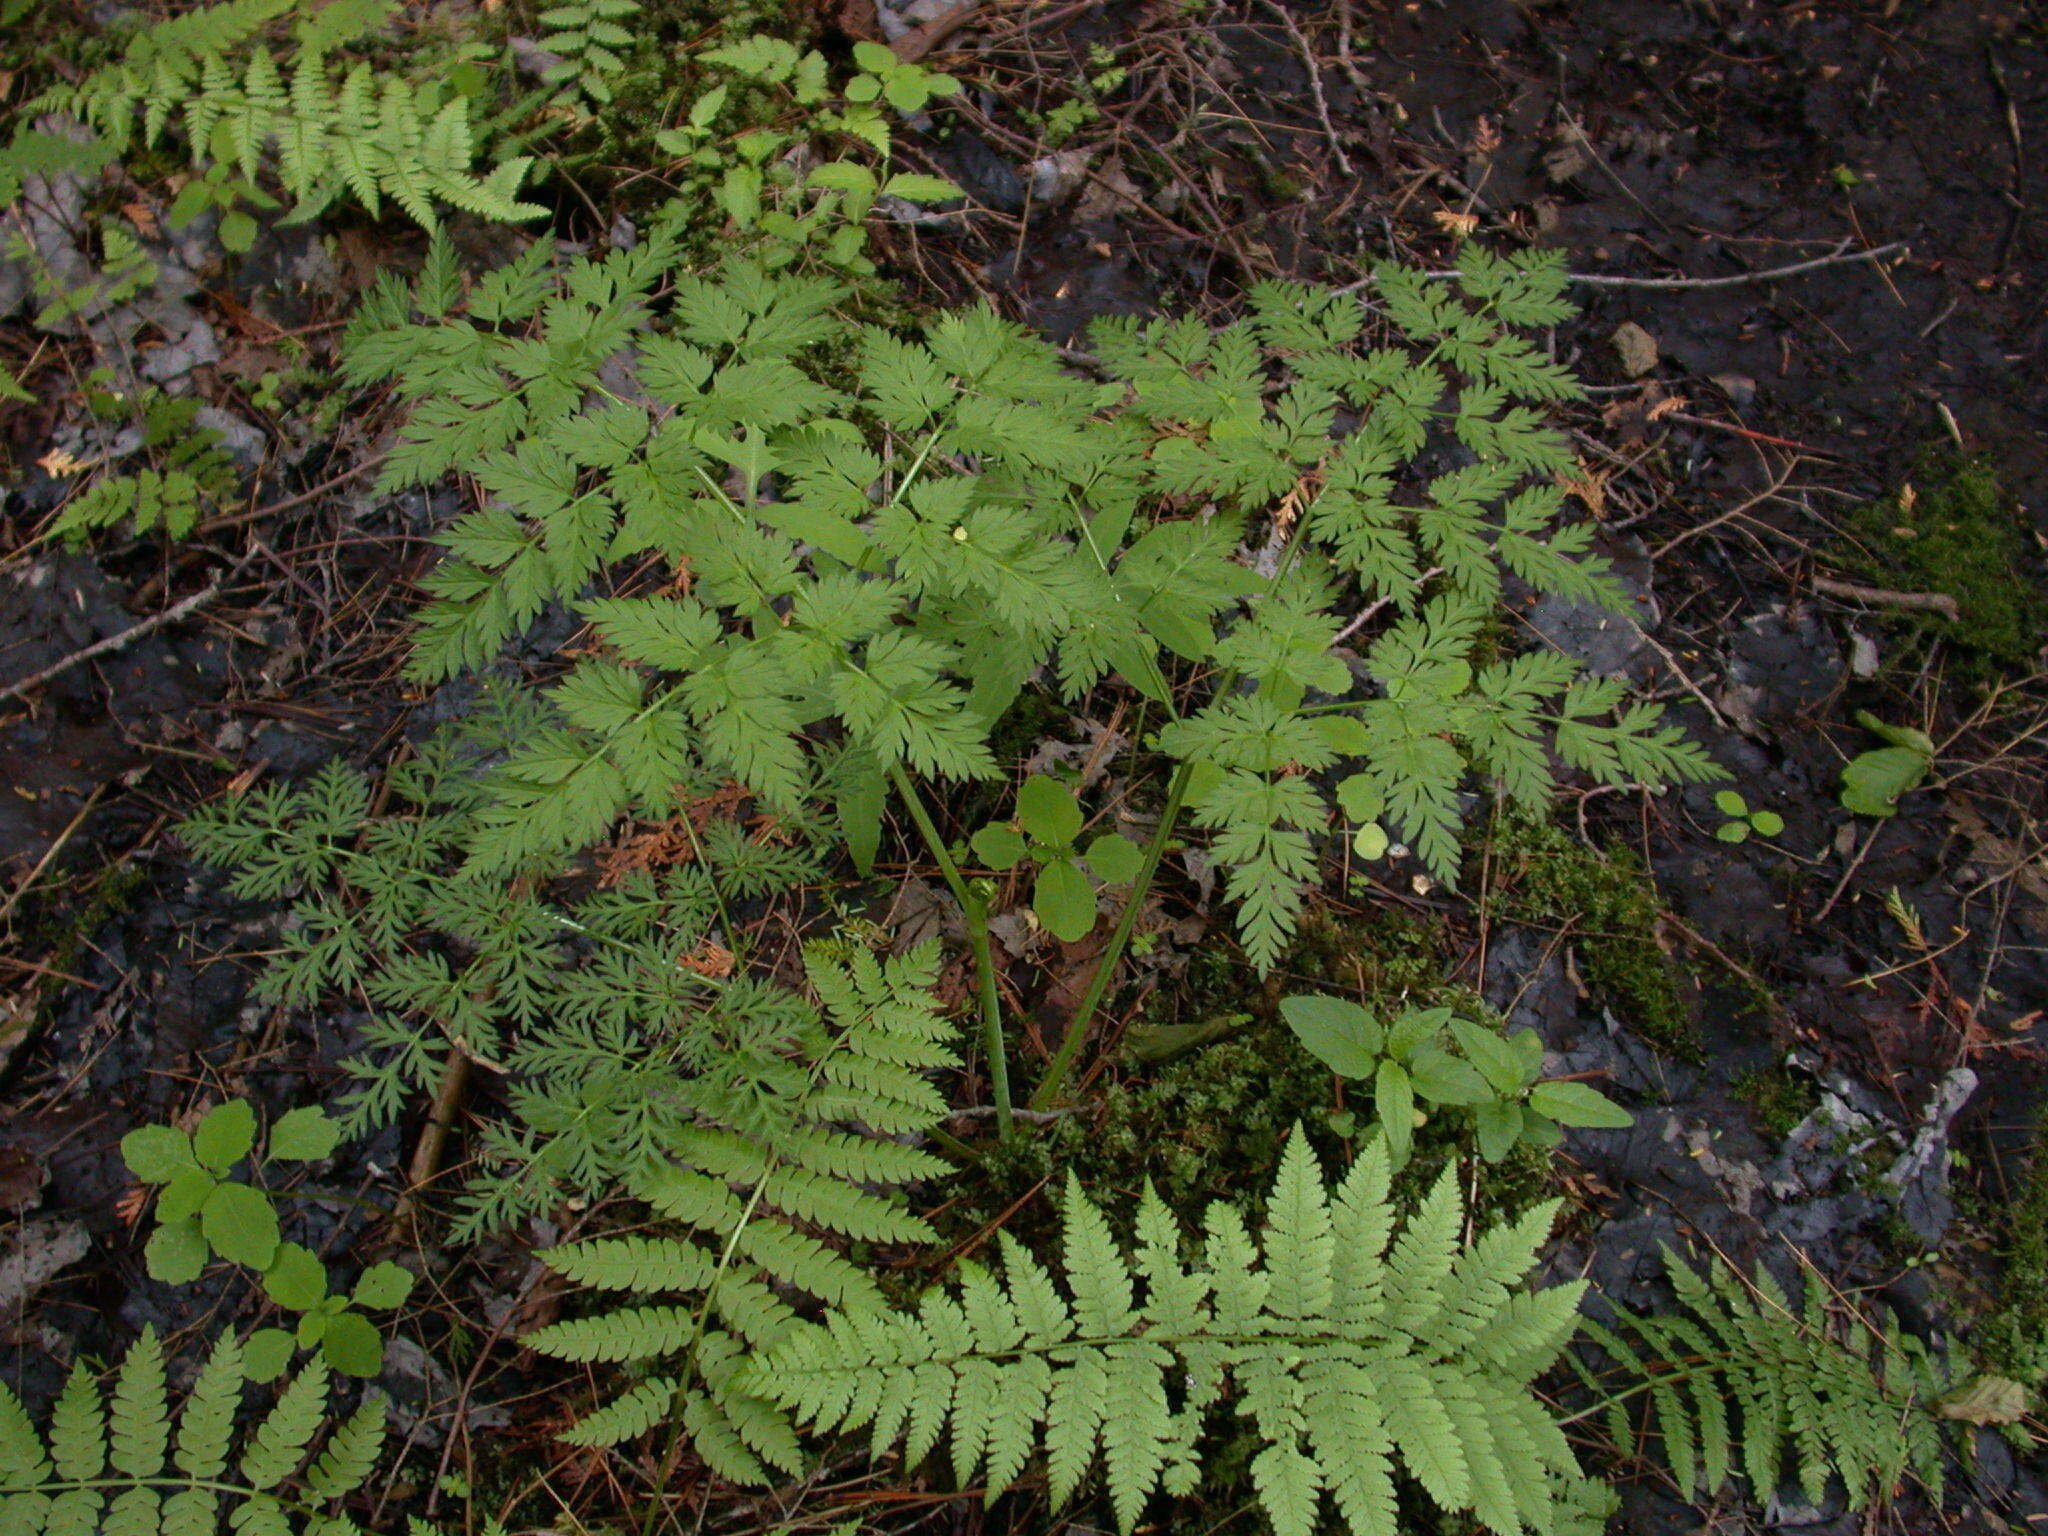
[0,1329,385,1534]
[745,1128,1607,1536]
[346,234,1717,969]
[34,0,541,229]
[525,943,959,1484]
[180,691,831,1239]
[1580,1250,1950,1513]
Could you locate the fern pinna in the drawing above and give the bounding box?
[0,1328,384,1535]
[346,227,1716,973]
[743,1127,1608,1536]
[33,0,541,229]
[1577,1247,1951,1512]
[523,942,958,1485]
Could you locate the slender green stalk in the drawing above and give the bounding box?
[1028,758,1196,1111]
[886,764,1014,1138]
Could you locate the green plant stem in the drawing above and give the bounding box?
[1027,757,1195,1111]
[886,764,1013,1139]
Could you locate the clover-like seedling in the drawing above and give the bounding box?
[1713,789,1785,844]
[1279,993,1633,1166]
[971,774,1144,943]
[122,1101,411,1377]
[1335,772,1392,860]
[250,1250,415,1380]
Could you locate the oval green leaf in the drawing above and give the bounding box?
[1278,993,1382,1078]
[971,824,1029,871]
[1082,832,1143,885]
[321,1312,387,1378]
[267,1107,342,1163]
[145,1219,209,1285]
[121,1124,196,1184]
[200,1181,280,1271]
[1016,774,1083,848]
[1376,1059,1414,1166]
[1528,1079,1635,1130]
[192,1099,257,1174]
[1033,858,1098,943]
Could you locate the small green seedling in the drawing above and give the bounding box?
[971,774,1144,942]
[1280,993,1633,1165]
[1713,790,1784,843]
[1335,773,1392,859]
[165,158,277,252]
[122,1100,413,1377]
[653,36,958,274]
[1839,710,1934,818]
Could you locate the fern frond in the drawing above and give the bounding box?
[527,943,960,1482]
[1584,1248,1951,1511]
[0,1331,381,1531]
[746,1127,1592,1536]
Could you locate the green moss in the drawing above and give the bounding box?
[1837,454,2045,669]
[1974,1115,2048,1381]
[1734,1064,1818,1140]
[1484,810,1699,1060]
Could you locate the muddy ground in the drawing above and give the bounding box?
[2,1,2046,1532]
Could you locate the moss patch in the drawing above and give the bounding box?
[1734,1063,1818,1140]
[1837,455,2044,669]
[1484,811,1698,1060]
[1973,1115,2048,1382]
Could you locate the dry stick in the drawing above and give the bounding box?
[1809,576,1960,621]
[1253,0,1352,176]
[0,581,221,704]
[389,1045,475,1232]
[1568,239,1907,290]
[1650,463,1798,561]
[888,0,985,61]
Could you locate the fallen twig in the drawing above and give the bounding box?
[1811,576,1960,621]
[1568,239,1907,291]
[1253,0,1352,176]
[0,581,222,704]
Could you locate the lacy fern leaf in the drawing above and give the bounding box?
[0,1329,383,1534]
[1579,1248,1952,1512]
[745,1127,1593,1535]
[37,0,540,229]
[525,942,958,1483]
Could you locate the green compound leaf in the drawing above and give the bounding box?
[1015,775,1083,849]
[200,1181,281,1271]
[192,1100,258,1174]
[267,1107,342,1163]
[1033,858,1097,943]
